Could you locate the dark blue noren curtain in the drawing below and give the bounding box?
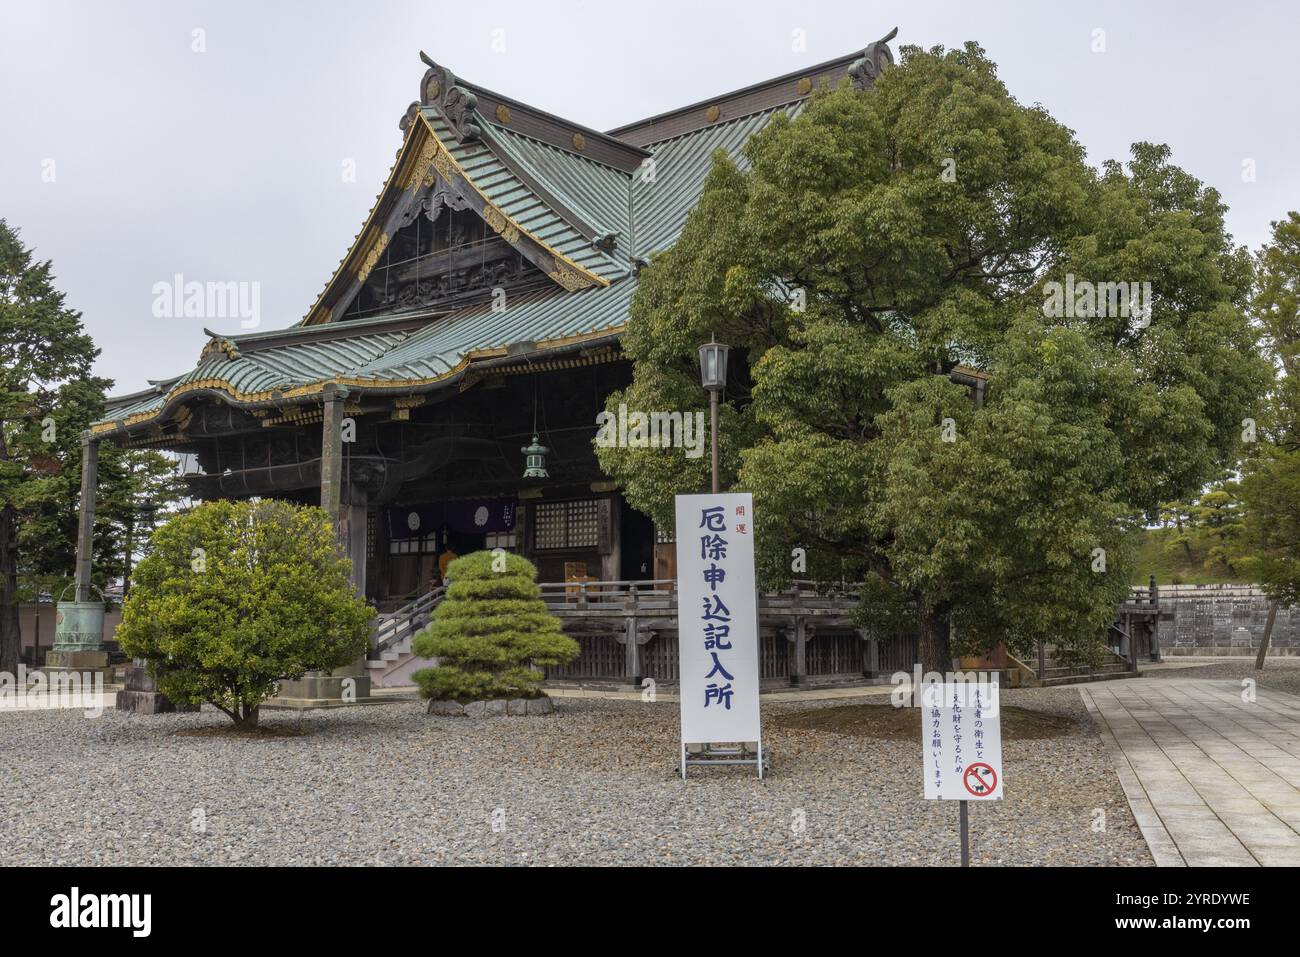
[386,497,518,540]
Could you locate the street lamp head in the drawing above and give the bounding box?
[698,338,730,392]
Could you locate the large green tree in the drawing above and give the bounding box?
[0,220,107,673]
[597,44,1267,671]
[1236,213,1300,608]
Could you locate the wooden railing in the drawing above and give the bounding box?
[369,584,446,659]
[375,577,1157,685]
[536,578,865,618]
[534,578,872,685]
[538,579,677,612]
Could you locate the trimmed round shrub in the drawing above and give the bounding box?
[411,551,577,702]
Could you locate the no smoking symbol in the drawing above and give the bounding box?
[963,762,997,797]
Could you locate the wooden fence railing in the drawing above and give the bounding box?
[534,579,1163,686]
[534,578,875,686]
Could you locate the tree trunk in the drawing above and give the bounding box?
[0,505,20,676]
[236,703,260,729]
[1255,602,1279,671]
[123,519,133,598]
[918,607,951,675]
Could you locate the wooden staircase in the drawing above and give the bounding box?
[1010,641,1139,687]
[364,586,445,688]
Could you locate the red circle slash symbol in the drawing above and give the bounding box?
[963,762,997,797]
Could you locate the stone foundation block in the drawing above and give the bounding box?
[426,696,555,717]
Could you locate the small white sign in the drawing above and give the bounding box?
[675,493,761,746]
[921,681,1003,800]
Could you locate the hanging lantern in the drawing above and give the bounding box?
[521,434,550,479]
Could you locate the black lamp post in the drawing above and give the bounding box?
[698,337,730,494]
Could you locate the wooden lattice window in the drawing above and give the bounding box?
[389,534,438,555]
[534,499,599,550]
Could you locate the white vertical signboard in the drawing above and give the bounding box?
[675,493,761,766]
[921,681,1003,800]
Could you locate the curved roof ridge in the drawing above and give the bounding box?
[608,28,897,147]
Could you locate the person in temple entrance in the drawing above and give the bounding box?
[438,542,459,583]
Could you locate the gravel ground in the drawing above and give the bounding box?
[0,687,1152,866]
[1145,656,1300,696]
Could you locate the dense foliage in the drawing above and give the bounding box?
[0,219,109,672]
[0,220,188,671]
[411,551,578,702]
[1235,212,1300,605]
[597,44,1268,670]
[1145,482,1248,583]
[117,499,372,727]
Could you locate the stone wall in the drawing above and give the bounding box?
[1156,586,1300,655]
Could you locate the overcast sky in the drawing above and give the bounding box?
[2,0,1296,395]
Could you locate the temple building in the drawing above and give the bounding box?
[79,31,914,697]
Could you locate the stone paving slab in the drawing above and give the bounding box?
[1081,678,1300,866]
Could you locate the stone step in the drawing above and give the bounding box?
[1039,670,1141,687]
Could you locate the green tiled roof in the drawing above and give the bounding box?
[427,112,628,283]
[485,123,633,246]
[353,280,636,381]
[103,388,168,422]
[98,85,807,430]
[633,103,802,255]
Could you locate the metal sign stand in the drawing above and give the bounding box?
[680,739,765,779]
[959,800,970,866]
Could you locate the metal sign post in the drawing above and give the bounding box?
[959,800,969,867]
[921,680,1004,865]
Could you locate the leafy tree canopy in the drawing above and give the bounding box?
[597,44,1268,669]
[1235,212,1300,605]
[0,218,107,672]
[117,499,372,727]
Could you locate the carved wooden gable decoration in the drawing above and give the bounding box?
[304,56,639,326]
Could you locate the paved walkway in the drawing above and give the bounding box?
[1081,678,1300,866]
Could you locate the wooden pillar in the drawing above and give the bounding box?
[1149,576,1161,661]
[74,434,99,603]
[599,495,620,582]
[862,630,879,677]
[791,617,808,685]
[277,384,371,705]
[341,499,368,595]
[624,616,641,685]
[320,384,347,533]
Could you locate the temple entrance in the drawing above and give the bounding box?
[620,500,656,581]
[382,497,519,599]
